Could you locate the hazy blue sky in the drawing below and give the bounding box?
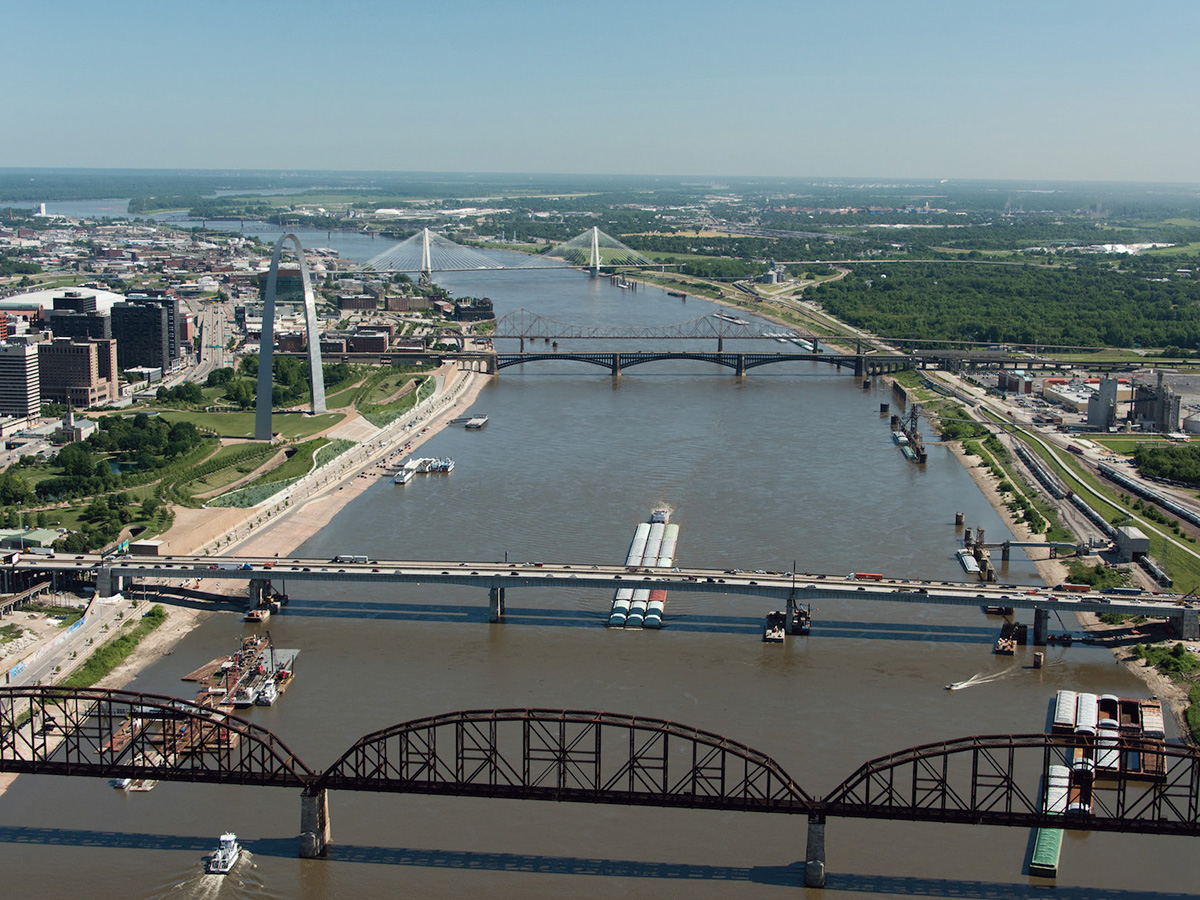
[8,0,1199,182]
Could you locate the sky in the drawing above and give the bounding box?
[6,0,1200,183]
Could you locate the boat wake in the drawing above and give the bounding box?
[945,663,1020,690]
[147,852,280,900]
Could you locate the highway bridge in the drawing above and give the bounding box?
[2,688,1197,886]
[13,554,1199,640]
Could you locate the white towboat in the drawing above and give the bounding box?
[206,832,241,875]
[255,679,278,706]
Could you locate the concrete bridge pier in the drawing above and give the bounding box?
[735,354,746,376]
[489,586,506,622]
[299,788,331,858]
[1033,608,1049,646]
[1001,541,1011,562]
[611,354,621,377]
[804,813,826,888]
[1174,607,1199,640]
[96,567,128,599]
[248,578,269,607]
[853,355,865,378]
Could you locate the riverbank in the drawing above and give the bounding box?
[75,365,488,692]
[942,405,1198,741]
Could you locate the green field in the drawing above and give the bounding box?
[150,409,343,439]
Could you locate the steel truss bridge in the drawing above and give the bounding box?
[2,687,1197,884]
[486,309,821,343]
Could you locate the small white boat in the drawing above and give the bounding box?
[393,468,414,485]
[109,778,131,790]
[206,832,241,875]
[255,680,277,706]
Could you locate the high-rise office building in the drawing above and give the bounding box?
[0,341,41,417]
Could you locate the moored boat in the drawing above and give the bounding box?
[763,611,786,642]
[255,679,278,706]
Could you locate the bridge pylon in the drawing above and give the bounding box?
[589,226,601,277]
[419,227,433,284]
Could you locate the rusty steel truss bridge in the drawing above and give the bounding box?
[2,687,1197,885]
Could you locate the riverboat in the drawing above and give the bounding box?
[206,833,241,875]
[712,312,749,326]
[393,467,414,485]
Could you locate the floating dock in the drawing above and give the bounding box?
[465,416,488,429]
[609,509,677,629]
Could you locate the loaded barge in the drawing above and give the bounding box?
[1028,689,1167,878]
[609,509,678,629]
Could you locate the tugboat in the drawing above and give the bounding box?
[255,679,278,706]
[206,832,241,875]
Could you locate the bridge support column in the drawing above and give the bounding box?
[249,578,269,607]
[611,354,621,377]
[804,813,826,888]
[1001,541,1011,562]
[96,567,124,599]
[1173,607,1200,640]
[1033,608,1049,646]
[299,788,331,858]
[736,354,746,376]
[853,355,865,378]
[489,586,506,622]
[717,337,723,352]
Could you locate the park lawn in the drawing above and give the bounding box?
[151,409,343,439]
[257,438,329,485]
[326,382,367,409]
[175,442,279,495]
[359,371,419,406]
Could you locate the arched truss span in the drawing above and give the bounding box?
[0,686,313,788]
[315,708,813,813]
[822,733,1200,835]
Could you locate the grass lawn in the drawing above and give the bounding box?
[151,409,343,439]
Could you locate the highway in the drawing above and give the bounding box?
[14,554,1197,625]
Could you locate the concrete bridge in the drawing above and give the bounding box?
[15,555,1199,641]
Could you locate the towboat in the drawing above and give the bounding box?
[206,832,241,875]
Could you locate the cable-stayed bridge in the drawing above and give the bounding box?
[362,227,658,277]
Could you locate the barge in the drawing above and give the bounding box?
[763,611,786,642]
[609,509,678,628]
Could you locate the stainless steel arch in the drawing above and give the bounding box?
[255,233,327,441]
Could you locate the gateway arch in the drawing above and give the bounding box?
[255,234,327,441]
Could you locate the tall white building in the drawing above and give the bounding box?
[0,341,41,417]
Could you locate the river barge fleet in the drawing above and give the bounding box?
[609,509,678,629]
[1028,689,1168,878]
